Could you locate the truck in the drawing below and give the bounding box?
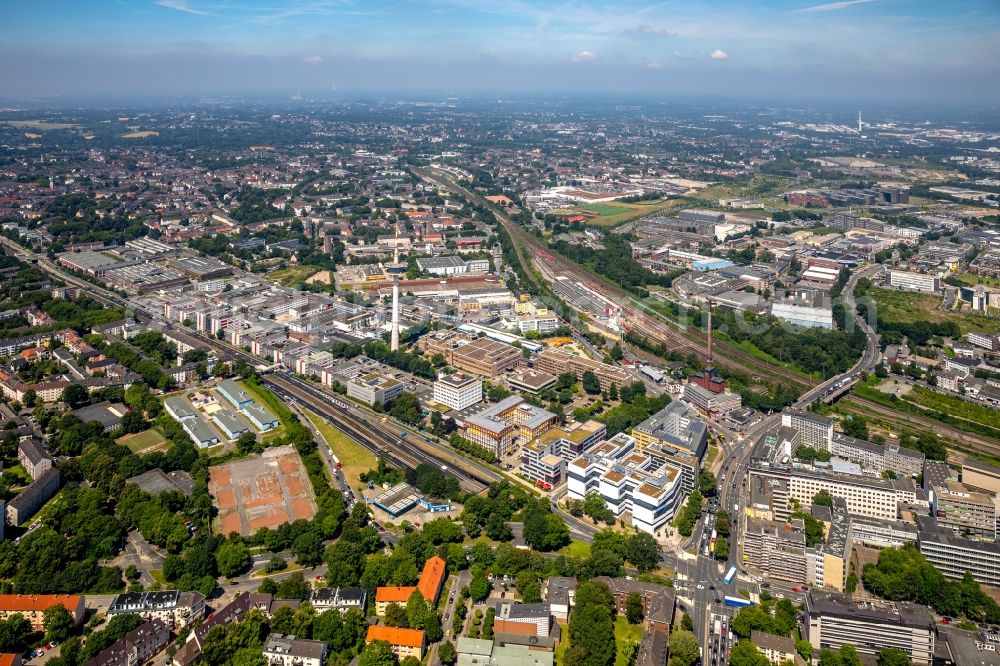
[713,619,721,635]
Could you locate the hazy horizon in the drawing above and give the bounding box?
[2,0,999,105]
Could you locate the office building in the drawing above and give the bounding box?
[849,514,918,549]
[521,421,607,489]
[748,461,918,522]
[535,348,632,392]
[632,401,708,460]
[432,373,482,411]
[463,396,556,457]
[0,594,85,630]
[917,515,1000,588]
[831,434,925,477]
[418,332,522,379]
[781,409,834,450]
[933,481,997,539]
[961,457,1000,495]
[889,269,940,294]
[567,433,685,534]
[805,590,935,664]
[347,373,404,406]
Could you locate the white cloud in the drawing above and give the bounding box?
[647,61,664,70]
[638,24,670,36]
[794,0,876,13]
[571,50,597,63]
[154,0,210,16]
[710,49,728,60]
[302,55,324,65]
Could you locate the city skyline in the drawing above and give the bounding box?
[2,0,999,103]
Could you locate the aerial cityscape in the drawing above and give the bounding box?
[1,2,1000,666]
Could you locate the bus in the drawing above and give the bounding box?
[724,566,737,585]
[724,596,755,608]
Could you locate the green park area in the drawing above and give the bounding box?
[866,286,1000,335]
[559,199,683,227]
[303,410,377,492]
[116,428,168,454]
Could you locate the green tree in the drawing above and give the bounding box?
[625,592,644,624]
[384,603,408,628]
[469,573,491,602]
[625,532,661,572]
[61,384,89,408]
[439,640,458,665]
[680,613,694,632]
[877,648,911,666]
[714,536,729,561]
[359,640,396,666]
[699,470,717,496]
[728,640,770,666]
[796,640,814,661]
[43,604,75,643]
[668,629,699,666]
[237,431,257,453]
[406,589,431,630]
[840,644,863,666]
[216,540,251,578]
[582,371,601,395]
[813,489,834,508]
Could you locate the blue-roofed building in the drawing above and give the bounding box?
[692,258,735,272]
[217,379,254,410]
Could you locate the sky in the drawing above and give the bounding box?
[1,0,999,104]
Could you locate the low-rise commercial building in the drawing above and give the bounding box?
[419,332,522,379]
[682,382,741,415]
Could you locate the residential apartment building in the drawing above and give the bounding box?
[534,348,632,392]
[85,619,170,666]
[805,591,935,664]
[6,467,60,526]
[107,591,206,630]
[889,269,940,293]
[309,587,367,613]
[346,373,404,406]
[567,433,685,534]
[432,373,482,411]
[0,595,85,630]
[17,437,52,480]
[751,631,803,666]
[494,602,552,638]
[374,556,446,616]
[592,577,675,633]
[365,626,425,661]
[263,634,327,666]
[173,593,252,666]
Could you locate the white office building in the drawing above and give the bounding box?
[567,433,684,534]
[433,373,483,411]
[889,269,940,293]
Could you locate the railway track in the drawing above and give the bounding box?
[263,374,492,493]
[414,168,811,391]
[844,396,1000,460]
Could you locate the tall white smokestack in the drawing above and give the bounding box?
[388,226,404,352]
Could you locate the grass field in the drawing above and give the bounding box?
[117,428,168,454]
[236,380,288,443]
[614,616,644,666]
[557,540,592,559]
[2,120,80,130]
[907,386,1000,431]
[121,131,159,138]
[303,410,377,491]
[268,265,323,286]
[559,199,685,227]
[867,286,1000,335]
[949,272,1000,289]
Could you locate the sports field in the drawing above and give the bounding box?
[117,428,168,454]
[209,445,317,536]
